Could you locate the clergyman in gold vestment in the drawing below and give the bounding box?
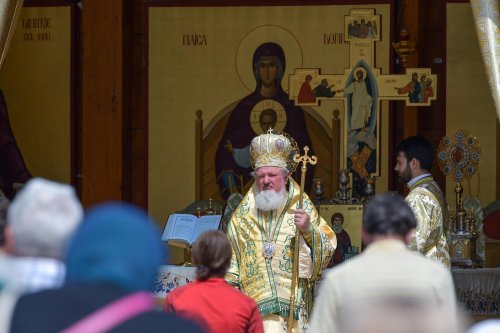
[225,132,336,333]
[395,136,451,267]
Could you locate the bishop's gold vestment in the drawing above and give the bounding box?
[406,175,450,267]
[226,179,336,325]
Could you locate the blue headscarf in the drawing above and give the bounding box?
[65,202,166,292]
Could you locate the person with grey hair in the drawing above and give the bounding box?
[10,202,203,333]
[0,177,83,293]
[309,193,460,333]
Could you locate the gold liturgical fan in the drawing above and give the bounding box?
[437,130,481,268]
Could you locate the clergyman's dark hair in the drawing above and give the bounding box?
[395,136,434,171]
[362,193,417,237]
[191,230,232,281]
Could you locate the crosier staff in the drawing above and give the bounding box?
[288,146,317,333]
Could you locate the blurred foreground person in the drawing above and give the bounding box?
[1,178,83,293]
[10,203,203,333]
[467,319,500,333]
[309,193,461,333]
[164,230,264,333]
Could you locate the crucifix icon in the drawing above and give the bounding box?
[288,8,438,196]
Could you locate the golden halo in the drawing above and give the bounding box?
[235,25,303,92]
[353,66,367,80]
[250,100,287,134]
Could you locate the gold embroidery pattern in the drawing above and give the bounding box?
[407,184,450,267]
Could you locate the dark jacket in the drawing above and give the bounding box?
[10,283,204,333]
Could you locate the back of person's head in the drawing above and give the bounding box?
[7,178,83,259]
[396,136,434,171]
[65,202,165,292]
[363,193,416,238]
[192,230,232,281]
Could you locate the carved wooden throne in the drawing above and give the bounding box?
[195,106,341,203]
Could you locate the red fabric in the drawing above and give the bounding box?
[328,229,351,268]
[423,87,434,103]
[484,210,500,239]
[164,278,264,333]
[298,82,315,103]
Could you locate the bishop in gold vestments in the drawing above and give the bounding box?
[226,132,336,332]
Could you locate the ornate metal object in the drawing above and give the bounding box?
[437,129,481,183]
[392,28,415,68]
[330,169,362,204]
[313,178,324,201]
[363,176,376,202]
[336,169,351,204]
[438,130,482,268]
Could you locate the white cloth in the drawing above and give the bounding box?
[0,253,23,293]
[407,173,432,188]
[13,257,65,293]
[309,239,459,333]
[0,291,18,333]
[153,265,197,299]
[467,319,500,333]
[262,314,302,333]
[452,267,500,315]
[0,253,65,294]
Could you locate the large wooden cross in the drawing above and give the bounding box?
[288,8,437,196]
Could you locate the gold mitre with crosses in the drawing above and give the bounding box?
[249,130,299,171]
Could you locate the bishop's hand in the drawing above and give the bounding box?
[293,208,311,233]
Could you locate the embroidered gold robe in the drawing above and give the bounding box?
[226,178,336,324]
[406,176,451,267]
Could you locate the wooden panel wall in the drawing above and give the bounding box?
[75,0,442,207]
[130,0,146,207]
[81,0,126,206]
[390,0,446,194]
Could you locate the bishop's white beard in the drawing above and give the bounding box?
[254,188,287,211]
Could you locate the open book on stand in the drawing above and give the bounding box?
[161,214,221,247]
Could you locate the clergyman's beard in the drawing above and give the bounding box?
[398,164,412,184]
[255,188,287,211]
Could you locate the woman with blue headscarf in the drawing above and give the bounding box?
[10,203,203,333]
